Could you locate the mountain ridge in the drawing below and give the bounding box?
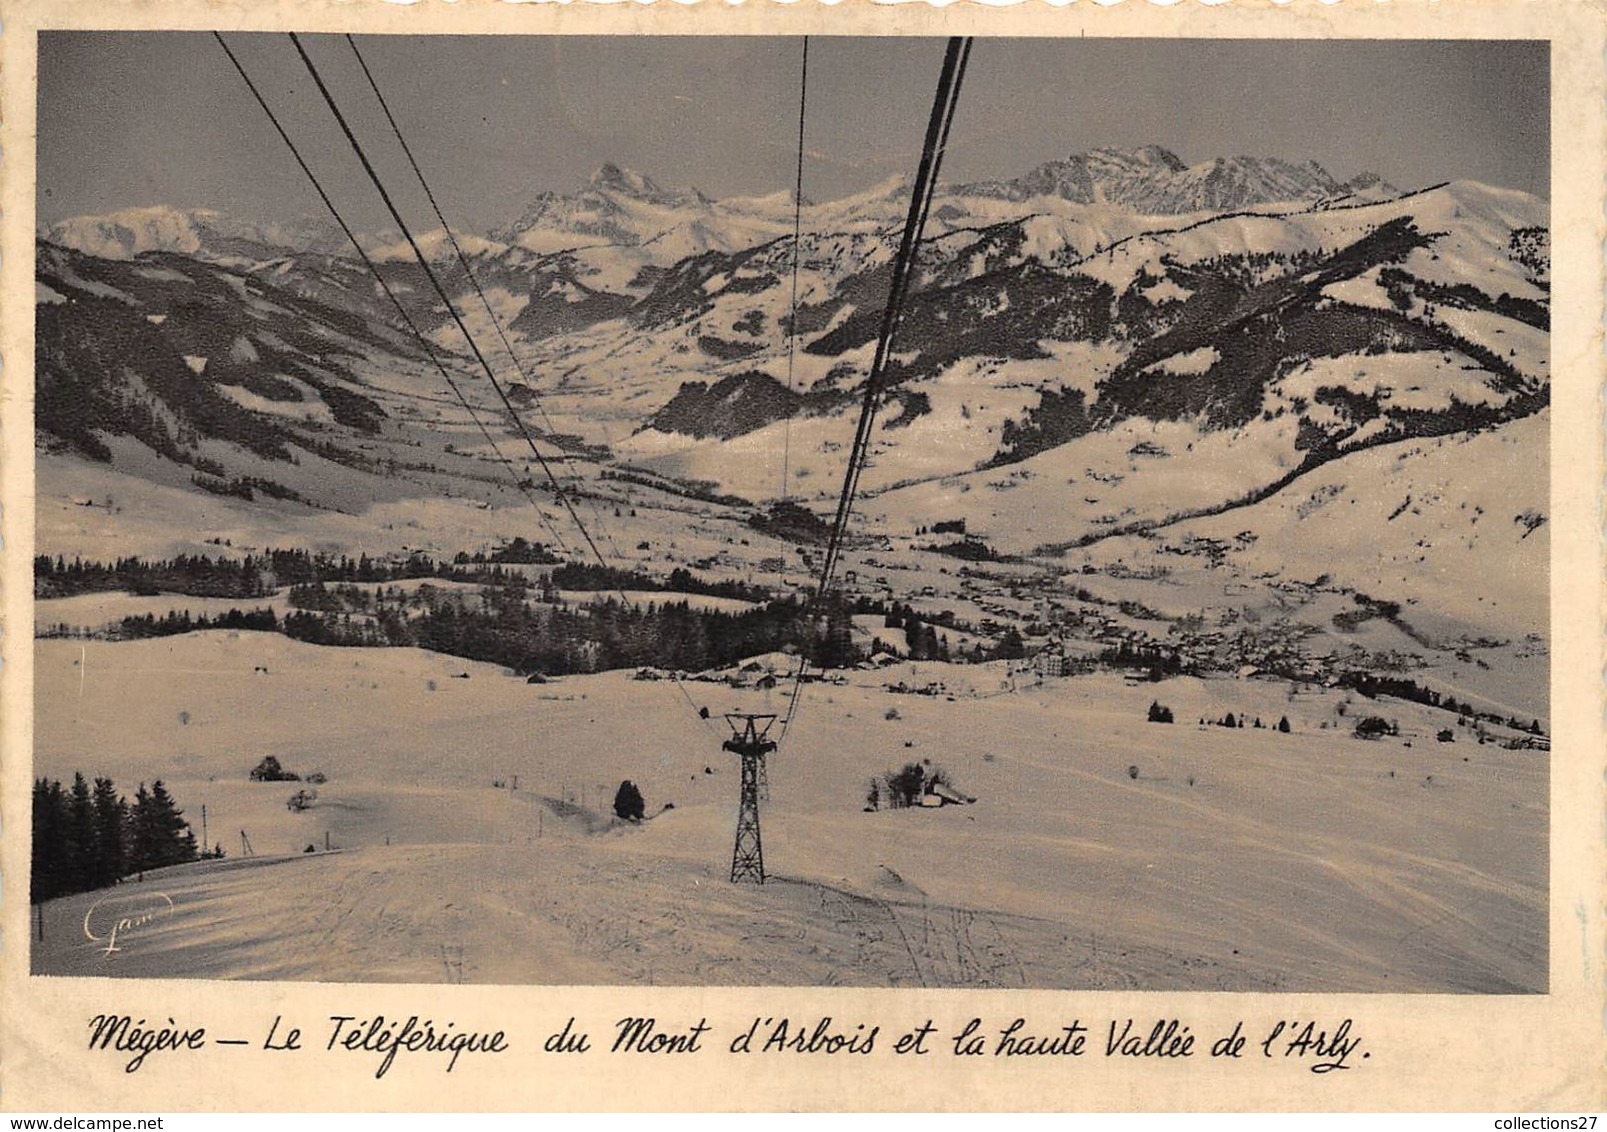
[33,159,1547,580]
[41,149,1418,264]
[954,147,1399,213]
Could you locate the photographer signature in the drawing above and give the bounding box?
[82,891,175,956]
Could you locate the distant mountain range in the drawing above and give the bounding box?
[34,147,1548,576]
[40,207,353,265]
[40,148,1404,265]
[956,146,1398,213]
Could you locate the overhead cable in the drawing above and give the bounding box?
[342,34,624,562]
[211,31,573,555]
[780,36,973,746]
[818,36,972,596]
[289,32,610,570]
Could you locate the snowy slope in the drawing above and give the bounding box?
[32,632,1545,991]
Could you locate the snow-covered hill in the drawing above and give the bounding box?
[39,205,351,264]
[36,166,1547,477]
[30,632,1546,990]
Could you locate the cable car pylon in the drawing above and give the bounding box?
[724,714,777,883]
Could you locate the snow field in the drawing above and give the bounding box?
[33,632,1545,991]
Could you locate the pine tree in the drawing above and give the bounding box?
[129,782,157,875]
[884,602,904,630]
[31,778,68,902]
[66,773,96,894]
[994,626,1026,661]
[613,780,646,822]
[905,613,927,659]
[139,780,196,868]
[91,776,127,886]
[815,594,855,669]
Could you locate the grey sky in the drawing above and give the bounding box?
[38,34,1548,236]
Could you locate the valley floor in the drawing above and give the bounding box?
[30,632,1546,992]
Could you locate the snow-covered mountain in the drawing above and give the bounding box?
[40,149,1399,268]
[496,162,713,247]
[39,205,351,264]
[956,147,1400,213]
[34,150,1547,618]
[487,162,797,267]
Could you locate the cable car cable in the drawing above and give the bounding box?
[289,32,609,571]
[343,34,625,562]
[778,36,972,747]
[211,31,573,556]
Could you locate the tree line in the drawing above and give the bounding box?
[111,608,279,640]
[1335,670,1544,734]
[34,547,556,600]
[547,562,772,604]
[32,774,204,903]
[38,576,834,675]
[40,549,1039,677]
[284,593,825,676]
[1098,639,1192,681]
[35,548,774,605]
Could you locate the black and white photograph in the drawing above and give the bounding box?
[26,29,1554,998]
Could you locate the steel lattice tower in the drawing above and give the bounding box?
[724,714,777,883]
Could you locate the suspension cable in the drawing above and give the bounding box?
[778,36,972,746]
[343,34,624,563]
[218,33,719,740]
[820,37,971,597]
[816,39,964,598]
[293,35,724,737]
[290,33,611,571]
[779,36,810,517]
[211,32,572,557]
